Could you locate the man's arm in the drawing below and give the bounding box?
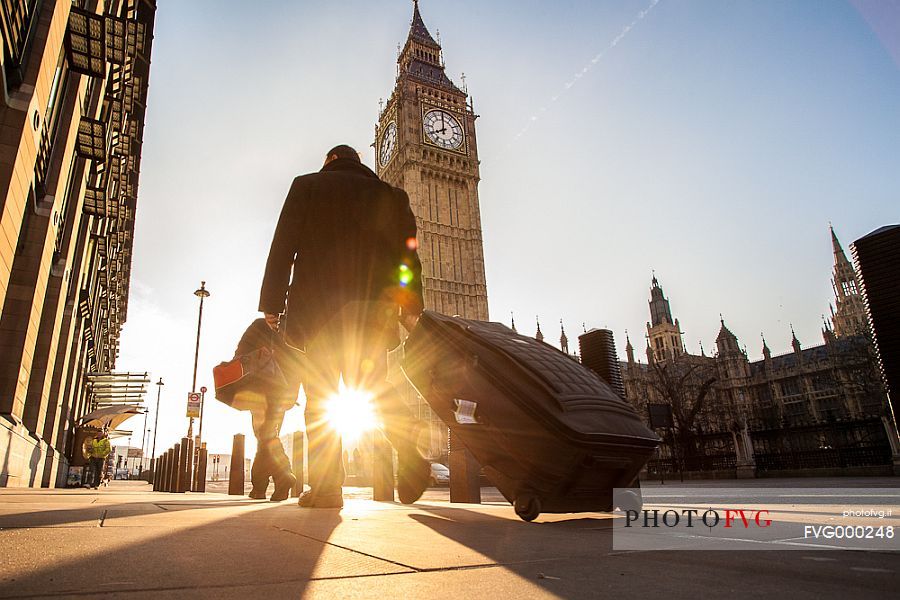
[259,179,305,322]
[396,189,424,328]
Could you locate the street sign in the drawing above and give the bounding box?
[186,392,201,418]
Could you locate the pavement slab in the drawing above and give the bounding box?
[0,479,898,599]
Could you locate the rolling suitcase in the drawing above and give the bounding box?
[402,310,660,521]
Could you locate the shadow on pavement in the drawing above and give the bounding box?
[0,497,345,598]
[408,503,900,599]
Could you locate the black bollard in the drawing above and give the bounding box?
[291,431,304,498]
[449,431,481,504]
[151,458,158,491]
[228,434,245,495]
[169,446,180,493]
[166,448,175,492]
[372,431,394,501]
[160,450,168,492]
[165,449,173,492]
[197,444,207,493]
[180,437,193,493]
[191,445,199,492]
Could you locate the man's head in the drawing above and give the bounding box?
[324,144,361,166]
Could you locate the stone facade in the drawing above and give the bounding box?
[619,229,891,473]
[0,0,155,487]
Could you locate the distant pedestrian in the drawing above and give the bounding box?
[259,144,429,509]
[83,430,111,489]
[352,448,362,478]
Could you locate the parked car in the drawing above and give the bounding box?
[429,462,450,487]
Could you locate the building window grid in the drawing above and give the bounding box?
[104,13,126,65]
[75,117,106,162]
[66,7,106,78]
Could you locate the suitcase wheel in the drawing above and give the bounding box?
[514,493,541,522]
[616,489,643,513]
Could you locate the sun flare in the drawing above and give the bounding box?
[325,383,378,440]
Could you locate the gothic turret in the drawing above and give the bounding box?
[396,0,460,93]
[791,326,801,354]
[645,275,685,362]
[716,316,750,380]
[822,315,836,346]
[535,317,544,343]
[715,316,740,356]
[625,331,635,364]
[829,225,869,338]
[560,320,569,354]
[649,275,673,326]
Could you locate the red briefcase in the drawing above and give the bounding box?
[213,347,289,411]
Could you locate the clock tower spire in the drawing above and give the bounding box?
[375,1,489,320]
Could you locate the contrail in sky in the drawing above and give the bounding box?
[502,0,661,154]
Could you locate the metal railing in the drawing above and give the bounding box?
[755,446,891,472]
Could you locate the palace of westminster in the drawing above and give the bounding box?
[617,225,888,436]
[523,224,892,469]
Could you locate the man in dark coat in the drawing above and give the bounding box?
[259,145,427,508]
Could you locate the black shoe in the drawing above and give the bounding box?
[297,489,343,508]
[397,450,430,505]
[248,487,267,500]
[270,473,297,502]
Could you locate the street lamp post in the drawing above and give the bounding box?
[188,281,210,439]
[143,428,151,477]
[198,386,207,447]
[139,408,149,474]
[151,378,164,465]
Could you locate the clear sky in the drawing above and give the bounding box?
[115,0,900,456]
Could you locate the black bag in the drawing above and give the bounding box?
[402,310,659,521]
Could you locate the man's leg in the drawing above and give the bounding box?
[303,389,344,499]
[264,404,295,501]
[300,330,344,507]
[249,407,271,498]
[91,459,102,488]
[344,322,429,506]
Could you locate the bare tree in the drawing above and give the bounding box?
[647,358,718,458]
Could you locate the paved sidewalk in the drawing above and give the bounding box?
[0,479,898,599]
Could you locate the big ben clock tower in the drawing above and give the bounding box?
[376,1,489,321]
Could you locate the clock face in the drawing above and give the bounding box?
[379,121,397,166]
[423,109,464,150]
